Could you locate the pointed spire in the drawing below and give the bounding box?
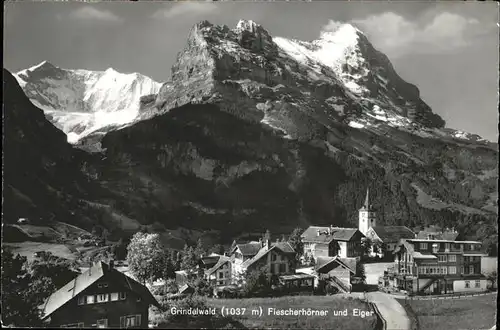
[363,188,370,210]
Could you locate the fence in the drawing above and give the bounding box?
[404,290,497,301]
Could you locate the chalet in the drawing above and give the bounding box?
[236,240,315,293]
[301,226,364,261]
[240,240,296,276]
[204,255,232,287]
[365,226,415,258]
[314,256,356,293]
[391,238,488,295]
[40,261,160,328]
[230,240,265,278]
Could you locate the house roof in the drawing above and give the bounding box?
[370,226,415,243]
[301,226,363,243]
[41,261,160,319]
[314,256,356,274]
[231,241,262,256]
[200,255,220,269]
[393,239,484,259]
[205,256,231,276]
[241,242,295,270]
[178,284,194,294]
[416,230,460,241]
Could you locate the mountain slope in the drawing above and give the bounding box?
[14,61,161,143]
[4,20,498,252]
[93,21,497,248]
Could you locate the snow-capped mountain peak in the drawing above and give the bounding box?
[14,62,161,143]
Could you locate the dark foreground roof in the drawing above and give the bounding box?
[41,261,160,319]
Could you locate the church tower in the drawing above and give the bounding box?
[359,188,377,235]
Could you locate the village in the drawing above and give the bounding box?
[3,189,491,329]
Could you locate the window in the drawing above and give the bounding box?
[420,243,428,250]
[432,244,439,253]
[271,254,277,261]
[97,283,108,288]
[441,266,447,275]
[97,319,108,328]
[110,292,119,301]
[97,294,109,303]
[465,281,470,288]
[120,315,142,328]
[445,243,450,251]
[470,244,475,251]
[77,295,85,305]
[461,266,464,275]
[86,295,95,304]
[119,292,127,300]
[475,280,481,288]
[448,255,456,262]
[219,272,224,279]
[449,266,456,274]
[279,263,286,273]
[218,280,224,285]
[469,265,475,274]
[438,255,447,263]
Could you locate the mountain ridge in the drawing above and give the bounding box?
[4,19,498,253]
[13,61,161,143]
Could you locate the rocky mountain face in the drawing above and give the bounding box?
[4,20,498,250]
[14,61,161,143]
[3,69,99,230]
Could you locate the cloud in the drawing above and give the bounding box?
[326,11,486,58]
[67,6,124,24]
[152,2,217,20]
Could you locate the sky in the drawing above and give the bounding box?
[3,1,499,141]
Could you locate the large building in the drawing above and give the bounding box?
[41,261,160,328]
[365,226,415,258]
[301,226,364,261]
[392,238,489,294]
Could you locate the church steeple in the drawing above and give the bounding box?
[359,187,376,235]
[363,188,370,209]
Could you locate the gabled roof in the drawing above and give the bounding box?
[205,256,231,276]
[231,241,262,256]
[370,226,415,243]
[315,256,356,274]
[241,242,295,270]
[41,261,160,319]
[301,226,363,243]
[200,255,220,269]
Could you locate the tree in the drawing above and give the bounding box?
[209,244,224,255]
[287,227,304,263]
[127,232,167,284]
[355,262,366,284]
[1,248,44,327]
[28,252,79,289]
[194,238,205,259]
[263,229,271,242]
[112,237,129,260]
[180,245,199,274]
[360,238,372,257]
[242,265,271,297]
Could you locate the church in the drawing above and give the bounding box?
[301,188,415,261]
[360,189,415,258]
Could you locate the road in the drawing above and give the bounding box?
[366,291,411,330]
